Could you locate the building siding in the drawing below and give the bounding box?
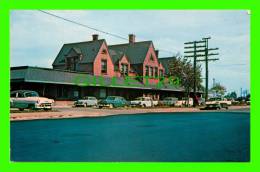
[142,44,165,84]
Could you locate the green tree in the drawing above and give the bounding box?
[167,56,203,105]
[225,91,237,99]
[211,83,226,97]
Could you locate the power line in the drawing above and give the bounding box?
[38,10,176,55]
[38,10,128,41]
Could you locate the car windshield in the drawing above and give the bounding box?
[106,96,116,100]
[24,91,39,97]
[10,92,17,97]
[135,97,142,100]
[209,98,221,101]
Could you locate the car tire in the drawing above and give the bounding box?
[142,104,146,108]
[44,108,52,111]
[19,108,24,111]
[28,104,35,110]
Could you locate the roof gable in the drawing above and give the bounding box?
[108,41,152,65]
[158,56,176,74]
[66,47,82,58]
[52,39,105,66]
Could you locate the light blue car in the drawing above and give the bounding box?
[98,96,130,108]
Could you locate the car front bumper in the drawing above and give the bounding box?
[35,103,52,109]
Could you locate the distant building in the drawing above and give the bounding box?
[11,34,199,100]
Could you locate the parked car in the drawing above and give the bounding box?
[206,97,232,106]
[10,90,54,111]
[160,97,178,106]
[74,96,98,107]
[98,96,129,108]
[175,98,194,107]
[131,97,154,107]
[201,102,228,110]
[198,97,206,106]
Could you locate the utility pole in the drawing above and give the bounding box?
[184,37,219,102]
[197,37,219,101]
[184,40,206,106]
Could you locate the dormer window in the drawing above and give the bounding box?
[101,59,107,74]
[66,56,79,71]
[120,63,129,76]
[79,54,83,61]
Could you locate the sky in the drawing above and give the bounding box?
[10,10,250,95]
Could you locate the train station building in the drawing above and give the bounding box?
[11,34,198,100]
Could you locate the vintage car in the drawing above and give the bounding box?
[200,102,228,110]
[98,96,130,108]
[10,90,54,111]
[130,97,154,107]
[159,97,178,106]
[175,98,194,107]
[74,96,98,107]
[198,97,206,106]
[206,97,232,106]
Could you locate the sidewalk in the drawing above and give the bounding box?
[10,105,250,121]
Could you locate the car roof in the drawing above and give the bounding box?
[107,96,124,98]
[11,90,38,94]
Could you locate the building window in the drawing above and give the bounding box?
[100,88,106,98]
[150,67,153,77]
[150,55,154,61]
[66,56,78,71]
[155,67,158,77]
[101,59,107,74]
[145,66,149,76]
[121,63,129,76]
[159,69,164,77]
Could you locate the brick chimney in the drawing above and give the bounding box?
[92,34,99,41]
[155,50,159,58]
[129,34,135,43]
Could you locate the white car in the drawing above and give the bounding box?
[131,97,155,107]
[74,96,98,107]
[10,90,54,111]
[160,97,178,106]
[175,98,194,107]
[206,97,232,107]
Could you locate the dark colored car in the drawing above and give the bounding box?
[98,96,130,108]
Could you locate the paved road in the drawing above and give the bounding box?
[11,111,250,162]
